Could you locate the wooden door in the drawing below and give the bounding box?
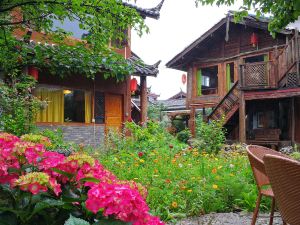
[105,94,123,132]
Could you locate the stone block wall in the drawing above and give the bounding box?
[37,124,105,146]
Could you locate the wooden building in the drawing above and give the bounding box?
[167,12,300,147]
[18,1,164,146]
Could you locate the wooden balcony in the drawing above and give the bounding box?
[239,61,277,90]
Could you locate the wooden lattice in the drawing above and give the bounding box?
[286,72,299,87]
[243,63,268,87]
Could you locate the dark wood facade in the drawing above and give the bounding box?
[167,14,300,147]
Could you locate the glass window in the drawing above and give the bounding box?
[64,90,85,123]
[94,92,105,124]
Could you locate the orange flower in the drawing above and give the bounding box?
[211,168,217,174]
[165,179,171,184]
[171,201,178,208]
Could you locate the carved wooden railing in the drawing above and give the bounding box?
[207,81,239,123]
[239,61,275,89]
[278,34,300,87]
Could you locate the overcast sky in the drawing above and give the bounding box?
[130,0,243,99]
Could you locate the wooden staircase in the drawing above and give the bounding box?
[277,33,300,88]
[207,82,239,123]
[208,32,300,124]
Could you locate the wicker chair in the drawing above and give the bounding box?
[246,145,287,225]
[264,155,300,225]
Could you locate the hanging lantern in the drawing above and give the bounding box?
[28,66,39,80]
[250,33,258,47]
[130,78,138,93]
[182,74,187,85]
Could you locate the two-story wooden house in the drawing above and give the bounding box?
[12,1,164,146]
[167,12,300,148]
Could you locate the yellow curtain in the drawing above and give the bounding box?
[36,89,64,123]
[85,91,92,123]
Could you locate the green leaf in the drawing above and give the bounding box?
[64,215,90,225]
[30,199,64,217]
[51,168,73,179]
[79,177,100,184]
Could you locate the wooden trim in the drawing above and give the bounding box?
[244,88,300,100]
[239,90,246,143]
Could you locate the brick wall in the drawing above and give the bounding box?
[37,124,105,146]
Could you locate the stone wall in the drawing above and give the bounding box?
[37,124,105,146]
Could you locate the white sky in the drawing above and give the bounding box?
[130,0,243,99]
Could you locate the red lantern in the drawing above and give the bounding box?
[182,74,187,85]
[28,66,39,80]
[250,33,258,47]
[130,78,137,93]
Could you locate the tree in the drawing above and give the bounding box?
[0,0,147,77]
[196,0,300,33]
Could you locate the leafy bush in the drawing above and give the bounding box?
[194,115,226,154]
[0,73,41,136]
[176,129,191,143]
[290,151,300,161]
[0,132,164,225]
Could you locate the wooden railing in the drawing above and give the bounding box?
[239,61,275,89]
[208,81,239,123]
[278,33,300,87]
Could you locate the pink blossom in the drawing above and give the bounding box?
[39,151,65,170]
[28,182,47,195]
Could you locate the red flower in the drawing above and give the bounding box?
[169,145,173,149]
[138,152,144,158]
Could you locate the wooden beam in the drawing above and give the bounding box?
[140,76,147,124]
[239,90,246,143]
[189,107,196,137]
[292,97,295,144]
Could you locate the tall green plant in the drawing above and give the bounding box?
[0,71,40,136]
[195,115,226,154]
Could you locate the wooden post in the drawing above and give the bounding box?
[140,76,147,125]
[292,97,295,144]
[189,107,196,137]
[295,29,300,85]
[239,90,246,143]
[274,46,279,87]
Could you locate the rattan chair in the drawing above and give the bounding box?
[264,155,300,225]
[246,145,287,225]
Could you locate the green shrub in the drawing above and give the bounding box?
[0,74,41,136]
[194,115,226,154]
[290,151,300,161]
[176,129,191,143]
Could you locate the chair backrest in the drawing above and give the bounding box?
[264,155,300,225]
[246,145,286,189]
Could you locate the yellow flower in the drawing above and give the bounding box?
[193,151,199,156]
[218,166,223,169]
[212,184,218,190]
[187,189,193,193]
[230,173,235,177]
[139,159,145,163]
[171,201,178,208]
[153,159,158,163]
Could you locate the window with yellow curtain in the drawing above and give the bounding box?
[35,87,92,123]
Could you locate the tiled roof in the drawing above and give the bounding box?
[122,0,165,20]
[129,52,161,77]
[158,99,186,110]
[166,11,292,70]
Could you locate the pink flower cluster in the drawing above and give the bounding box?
[0,132,164,225]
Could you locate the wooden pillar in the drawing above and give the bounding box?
[295,29,300,85]
[140,76,147,124]
[189,107,196,137]
[292,97,295,144]
[239,90,246,143]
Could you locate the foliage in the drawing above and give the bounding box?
[147,104,165,122]
[99,142,269,221]
[195,0,300,34]
[0,0,147,79]
[102,121,186,154]
[290,151,300,161]
[171,118,186,133]
[176,129,192,144]
[0,73,40,136]
[0,132,164,225]
[194,116,226,154]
